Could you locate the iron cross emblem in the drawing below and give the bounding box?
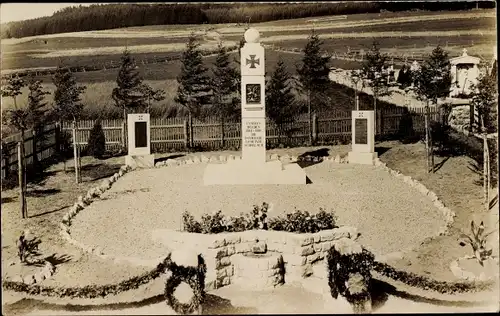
[246,55,260,68]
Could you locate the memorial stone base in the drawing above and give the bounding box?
[347,152,378,166]
[125,154,155,169]
[203,159,307,185]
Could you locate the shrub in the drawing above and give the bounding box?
[182,204,338,234]
[86,119,106,159]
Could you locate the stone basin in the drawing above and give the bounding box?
[232,252,284,289]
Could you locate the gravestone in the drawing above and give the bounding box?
[125,113,155,168]
[203,28,306,185]
[347,111,378,165]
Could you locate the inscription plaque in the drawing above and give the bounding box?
[134,121,147,148]
[246,84,261,104]
[354,118,368,145]
[243,120,264,148]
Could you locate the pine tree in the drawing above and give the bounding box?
[52,65,87,181]
[26,77,49,172]
[361,41,392,132]
[211,41,240,148]
[297,30,331,145]
[175,33,212,148]
[1,74,25,109]
[87,119,106,159]
[471,73,498,211]
[413,45,452,173]
[266,57,298,144]
[112,48,146,120]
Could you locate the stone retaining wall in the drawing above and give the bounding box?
[152,226,359,290]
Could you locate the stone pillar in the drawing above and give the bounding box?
[240,28,266,165]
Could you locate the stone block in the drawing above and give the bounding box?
[239,231,260,243]
[209,238,226,249]
[319,231,335,242]
[307,253,320,264]
[125,154,155,168]
[216,268,227,279]
[270,153,280,161]
[251,241,267,254]
[314,234,321,243]
[285,254,307,266]
[219,155,227,162]
[235,243,250,254]
[226,245,236,256]
[219,257,231,267]
[201,155,210,162]
[322,241,334,252]
[209,156,219,162]
[225,234,241,245]
[193,156,201,163]
[333,226,358,240]
[225,266,234,277]
[301,245,315,256]
[334,154,341,163]
[268,242,283,252]
[222,276,231,286]
[313,243,323,253]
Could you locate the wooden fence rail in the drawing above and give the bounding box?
[1,106,438,180]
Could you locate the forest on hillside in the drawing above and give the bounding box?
[1,1,495,39]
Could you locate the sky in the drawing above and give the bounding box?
[0,3,98,23]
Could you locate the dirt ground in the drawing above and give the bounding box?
[1,141,498,313]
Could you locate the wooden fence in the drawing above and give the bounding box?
[1,106,439,180]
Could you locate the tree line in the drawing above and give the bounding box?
[1,2,494,39]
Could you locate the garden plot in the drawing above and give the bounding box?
[69,162,446,261]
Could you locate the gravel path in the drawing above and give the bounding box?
[70,162,446,260]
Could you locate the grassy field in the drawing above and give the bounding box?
[0,9,496,118]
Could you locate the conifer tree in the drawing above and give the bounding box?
[297,30,331,145]
[139,83,166,114]
[175,33,212,147]
[266,57,298,144]
[52,65,87,181]
[1,74,25,109]
[112,48,146,120]
[361,41,392,131]
[211,41,240,148]
[26,77,49,172]
[413,45,452,173]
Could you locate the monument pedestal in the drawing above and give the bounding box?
[347,152,378,165]
[203,159,306,185]
[125,154,155,169]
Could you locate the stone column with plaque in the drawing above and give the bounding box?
[347,111,378,165]
[203,28,306,185]
[125,113,155,168]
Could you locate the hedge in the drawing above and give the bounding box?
[372,261,496,294]
[2,256,171,298]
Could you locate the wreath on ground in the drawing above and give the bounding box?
[164,254,207,314]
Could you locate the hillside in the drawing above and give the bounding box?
[1,1,495,39]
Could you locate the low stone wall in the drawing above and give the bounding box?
[152,226,359,290]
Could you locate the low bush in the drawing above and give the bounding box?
[372,260,496,294]
[86,119,106,159]
[182,204,338,234]
[3,256,171,298]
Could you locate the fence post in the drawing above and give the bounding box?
[17,142,27,219]
[469,103,475,133]
[183,119,189,150]
[312,113,318,144]
[121,120,127,152]
[378,109,384,137]
[72,123,80,184]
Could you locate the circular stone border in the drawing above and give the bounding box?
[5,259,56,285]
[60,152,455,267]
